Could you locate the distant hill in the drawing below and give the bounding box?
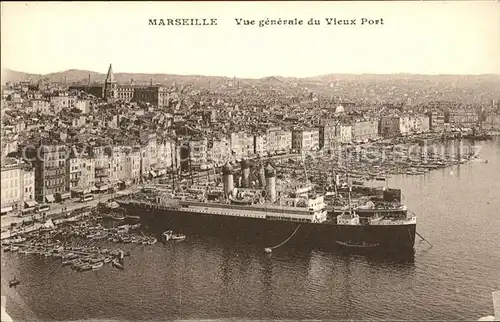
[3,68,500,105]
[305,73,500,82]
[3,68,499,86]
[1,68,236,87]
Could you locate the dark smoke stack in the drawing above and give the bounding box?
[241,159,250,188]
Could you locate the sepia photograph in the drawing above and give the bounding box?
[1,1,499,321]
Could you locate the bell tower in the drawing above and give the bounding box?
[103,63,117,102]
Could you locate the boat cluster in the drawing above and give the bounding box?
[276,142,481,187]
[62,220,158,245]
[0,210,162,273]
[2,239,127,272]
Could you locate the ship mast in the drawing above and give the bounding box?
[301,148,309,184]
[331,132,338,197]
[345,148,352,215]
[170,140,176,193]
[188,139,194,185]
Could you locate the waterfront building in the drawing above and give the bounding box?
[207,135,231,166]
[418,115,430,133]
[90,146,110,186]
[335,123,352,144]
[1,158,22,214]
[230,131,254,160]
[292,128,320,151]
[429,110,445,132]
[445,108,479,128]
[318,123,336,152]
[265,127,292,154]
[77,157,96,192]
[21,165,35,206]
[139,133,158,176]
[186,137,208,170]
[254,132,267,157]
[351,119,379,142]
[157,139,175,169]
[28,144,69,203]
[483,115,500,130]
[66,155,82,191]
[379,116,416,137]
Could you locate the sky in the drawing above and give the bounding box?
[1,1,500,78]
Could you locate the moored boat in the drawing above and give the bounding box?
[9,277,20,287]
[92,262,104,270]
[112,258,124,270]
[79,264,92,271]
[162,230,186,242]
[336,240,380,248]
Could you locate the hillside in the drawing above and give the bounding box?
[2,68,499,104]
[1,68,236,86]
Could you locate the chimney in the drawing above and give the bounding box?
[265,163,276,203]
[222,162,234,195]
[241,159,250,188]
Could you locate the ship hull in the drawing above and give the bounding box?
[120,203,416,253]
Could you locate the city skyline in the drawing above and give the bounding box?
[1,1,500,78]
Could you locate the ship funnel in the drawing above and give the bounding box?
[222,162,234,195]
[265,163,276,202]
[241,159,250,188]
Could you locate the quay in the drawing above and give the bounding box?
[1,187,139,240]
[478,291,500,321]
[1,296,13,322]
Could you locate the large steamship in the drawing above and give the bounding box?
[116,160,416,252]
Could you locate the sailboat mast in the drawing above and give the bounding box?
[188,139,194,185]
[171,140,175,193]
[345,148,352,214]
[302,148,309,183]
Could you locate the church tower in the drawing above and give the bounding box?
[103,63,117,102]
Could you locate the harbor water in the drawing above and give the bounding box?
[2,138,500,321]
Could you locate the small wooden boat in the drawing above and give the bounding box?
[162,230,186,242]
[61,259,76,267]
[336,240,380,248]
[92,262,104,270]
[112,259,124,270]
[130,223,141,230]
[79,264,92,271]
[71,261,84,270]
[103,257,111,264]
